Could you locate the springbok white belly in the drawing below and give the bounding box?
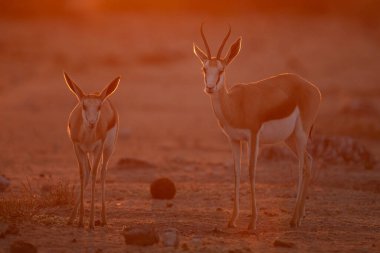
[259,107,299,144]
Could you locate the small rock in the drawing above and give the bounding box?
[216,207,223,212]
[0,223,19,238]
[273,239,296,248]
[0,176,10,192]
[161,228,179,247]
[10,240,37,253]
[94,220,101,226]
[181,242,189,251]
[150,178,176,200]
[6,224,19,235]
[121,224,159,246]
[166,202,173,208]
[228,249,243,253]
[71,238,77,243]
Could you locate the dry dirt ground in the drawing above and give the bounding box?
[0,13,379,253]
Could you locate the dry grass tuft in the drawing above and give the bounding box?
[0,180,74,221]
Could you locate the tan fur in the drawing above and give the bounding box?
[194,27,321,232]
[64,73,120,229]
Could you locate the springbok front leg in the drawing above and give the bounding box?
[99,149,112,225]
[248,135,259,232]
[68,145,91,226]
[228,139,242,228]
[89,146,103,229]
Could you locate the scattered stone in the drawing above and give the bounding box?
[0,175,10,192]
[115,158,156,170]
[94,220,101,226]
[181,242,189,251]
[10,240,37,253]
[216,207,223,212]
[273,239,296,248]
[121,224,159,246]
[6,224,19,235]
[0,223,19,238]
[166,202,173,208]
[71,238,77,243]
[150,177,176,200]
[228,249,244,253]
[160,227,179,247]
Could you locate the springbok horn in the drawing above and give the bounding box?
[201,23,211,59]
[216,25,231,60]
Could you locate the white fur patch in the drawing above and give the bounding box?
[221,124,251,142]
[259,107,299,144]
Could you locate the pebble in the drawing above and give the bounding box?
[273,239,296,248]
[161,227,179,247]
[0,175,10,192]
[150,177,176,199]
[121,224,159,246]
[10,240,38,253]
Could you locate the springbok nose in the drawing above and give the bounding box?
[89,122,96,128]
[205,87,214,93]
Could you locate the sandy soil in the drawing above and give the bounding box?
[0,12,379,253]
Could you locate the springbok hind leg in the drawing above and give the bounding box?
[290,120,311,228]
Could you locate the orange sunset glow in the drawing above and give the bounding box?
[0,1,379,252]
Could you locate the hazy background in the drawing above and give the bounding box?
[0,1,379,252]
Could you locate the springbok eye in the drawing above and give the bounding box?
[97,106,101,111]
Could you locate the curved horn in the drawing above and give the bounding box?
[217,25,231,59]
[200,23,211,59]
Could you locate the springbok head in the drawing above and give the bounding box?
[64,72,120,129]
[193,24,242,94]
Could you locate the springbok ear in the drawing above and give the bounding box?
[100,76,120,101]
[63,72,84,100]
[223,37,242,65]
[193,43,208,63]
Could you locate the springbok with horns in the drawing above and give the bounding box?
[193,25,321,231]
[64,72,120,229]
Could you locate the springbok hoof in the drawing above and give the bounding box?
[228,220,237,228]
[289,219,300,228]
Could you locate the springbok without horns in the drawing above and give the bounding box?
[193,25,321,232]
[64,72,120,229]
